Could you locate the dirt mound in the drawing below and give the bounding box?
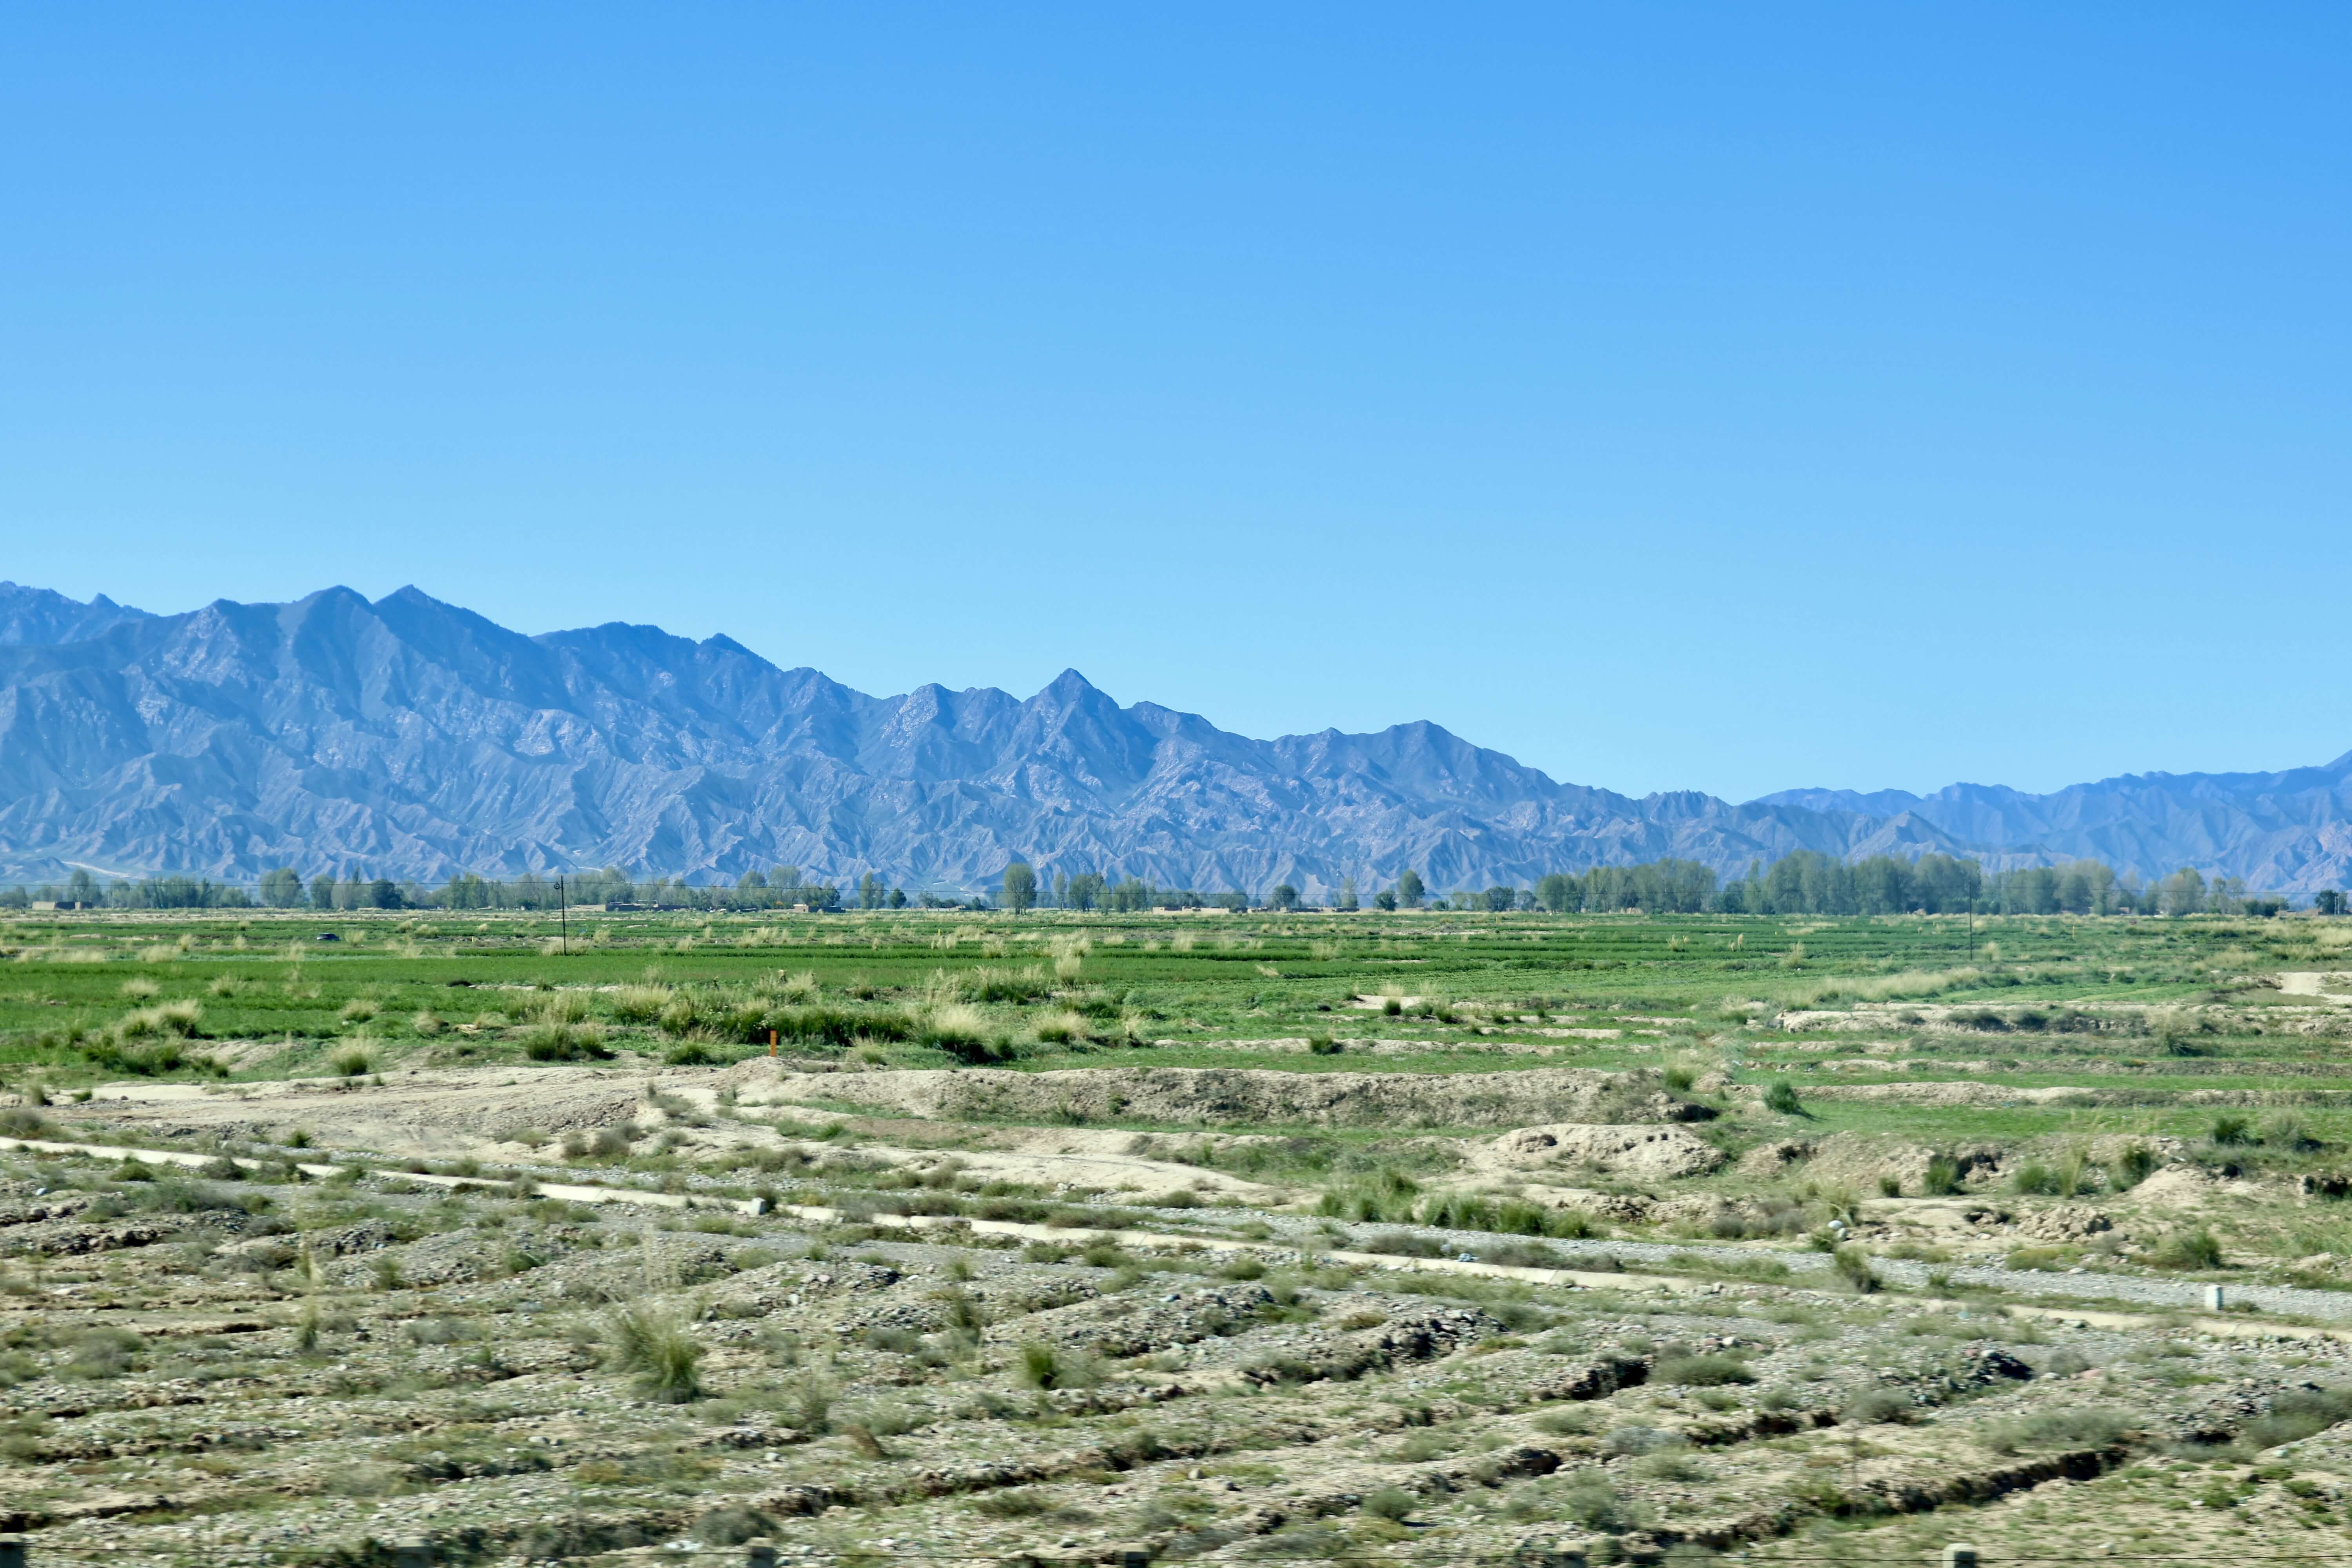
[733,1064,1701,1130]
[1739,1138,1817,1176]
[1476,1122,1724,1180]
[1795,1082,2098,1108]
[1804,1132,2004,1192]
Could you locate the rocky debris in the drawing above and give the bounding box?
[2013,1206,2114,1241]
[1238,1306,1503,1387]
[308,1218,398,1256]
[11,1217,177,1254]
[1480,1122,1726,1180]
[0,1197,93,1227]
[997,1283,1274,1357]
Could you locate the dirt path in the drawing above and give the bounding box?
[2280,970,2352,1001]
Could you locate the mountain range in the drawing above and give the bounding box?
[0,581,2346,898]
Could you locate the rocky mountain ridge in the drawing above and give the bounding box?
[0,582,2345,895]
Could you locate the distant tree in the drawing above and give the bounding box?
[887,886,907,909]
[1395,870,1425,909]
[2318,889,2347,916]
[773,865,802,891]
[739,869,768,891]
[1002,862,1038,913]
[64,868,100,905]
[1535,873,1577,913]
[1270,884,1299,911]
[857,873,885,910]
[259,867,302,907]
[1338,876,1359,911]
[1373,889,1398,911]
[2162,867,2207,916]
[310,873,337,911]
[367,878,401,910]
[1053,871,1069,908]
[1483,885,1514,913]
[1065,872,1105,912]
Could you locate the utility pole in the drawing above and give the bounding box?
[558,874,568,956]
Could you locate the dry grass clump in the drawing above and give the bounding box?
[604,1305,704,1403]
[610,985,671,1023]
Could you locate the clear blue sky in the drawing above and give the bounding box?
[4,4,2348,802]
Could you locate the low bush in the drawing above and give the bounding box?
[1654,1352,1755,1387]
[1841,1387,1912,1425]
[604,1306,704,1403]
[1977,1406,2130,1454]
[2147,1228,2224,1271]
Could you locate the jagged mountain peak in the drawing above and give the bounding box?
[0,584,2346,896]
[0,582,154,648]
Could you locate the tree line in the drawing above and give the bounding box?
[2,852,2328,916]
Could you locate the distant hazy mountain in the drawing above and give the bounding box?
[1756,764,2352,900]
[0,584,2345,896]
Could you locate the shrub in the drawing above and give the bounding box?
[331,1047,372,1078]
[1017,1342,1096,1390]
[1362,1231,1442,1258]
[2111,1143,2156,1190]
[66,1327,142,1379]
[1922,1155,1962,1196]
[964,965,1051,1004]
[1764,1080,1804,1116]
[1633,1449,1710,1481]
[1557,1473,1636,1531]
[611,985,671,1024]
[1601,1425,1670,1457]
[1832,1243,1880,1293]
[693,1506,776,1547]
[2263,1114,2323,1153]
[770,1005,907,1049]
[1841,1387,1911,1425]
[1317,1167,1422,1225]
[2148,1228,2224,1271]
[2244,1386,2352,1449]
[1361,1487,1416,1522]
[916,1004,996,1063]
[524,1023,613,1062]
[604,1306,704,1403]
[1978,1406,2129,1454]
[1655,1352,1755,1388]
[2211,1114,2254,1147]
[1035,1010,1090,1046]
